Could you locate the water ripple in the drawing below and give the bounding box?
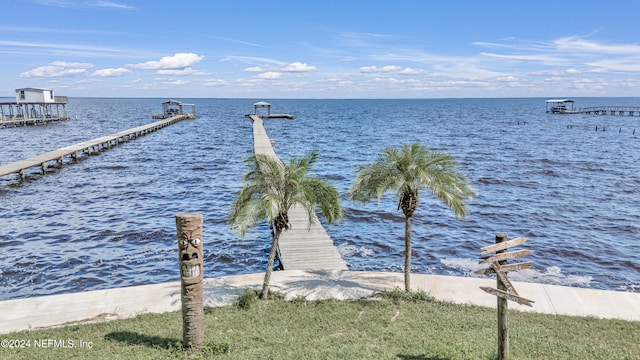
[1,98,639,300]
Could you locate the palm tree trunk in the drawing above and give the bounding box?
[404,215,412,292]
[261,229,281,299]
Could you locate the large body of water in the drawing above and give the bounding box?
[1,98,639,300]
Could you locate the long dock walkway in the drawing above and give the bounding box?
[0,115,189,181]
[248,114,348,271]
[580,106,640,116]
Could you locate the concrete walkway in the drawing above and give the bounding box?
[1,270,639,334]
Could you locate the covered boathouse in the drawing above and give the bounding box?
[0,88,69,127]
[250,101,294,119]
[152,99,196,119]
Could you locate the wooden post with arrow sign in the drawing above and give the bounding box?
[477,233,534,360]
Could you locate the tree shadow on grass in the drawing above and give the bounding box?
[397,355,453,360]
[104,331,181,350]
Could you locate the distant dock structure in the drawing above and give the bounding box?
[546,99,640,116]
[580,106,640,116]
[1,88,69,127]
[246,101,294,119]
[152,99,196,119]
[0,114,192,183]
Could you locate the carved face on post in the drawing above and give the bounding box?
[177,231,203,286]
[176,213,203,286]
[175,213,204,349]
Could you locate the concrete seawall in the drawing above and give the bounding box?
[1,270,639,334]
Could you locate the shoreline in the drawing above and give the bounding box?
[1,270,639,334]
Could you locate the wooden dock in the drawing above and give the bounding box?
[580,106,640,116]
[0,115,189,181]
[244,113,294,120]
[246,101,294,120]
[248,114,347,271]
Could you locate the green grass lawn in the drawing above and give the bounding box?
[2,290,639,359]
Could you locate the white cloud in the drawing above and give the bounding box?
[588,68,608,74]
[50,61,93,68]
[257,72,282,79]
[281,62,316,72]
[165,80,189,86]
[220,55,285,66]
[360,65,402,73]
[38,0,134,10]
[359,65,429,76]
[209,35,264,48]
[318,76,355,89]
[399,67,427,75]
[128,53,204,69]
[156,67,208,75]
[20,61,93,77]
[480,52,566,64]
[382,77,420,84]
[477,36,640,77]
[204,79,226,87]
[496,75,519,82]
[554,36,640,55]
[242,62,315,75]
[0,40,142,59]
[586,59,640,72]
[89,1,135,10]
[91,67,131,77]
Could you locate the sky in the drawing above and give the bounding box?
[2,0,640,98]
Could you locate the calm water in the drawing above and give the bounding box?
[1,98,639,300]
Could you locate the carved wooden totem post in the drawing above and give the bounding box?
[175,213,204,349]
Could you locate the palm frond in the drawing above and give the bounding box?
[228,150,343,237]
[349,142,475,217]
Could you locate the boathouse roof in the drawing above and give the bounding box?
[161,99,194,106]
[254,101,271,106]
[546,99,574,103]
[16,87,53,92]
[162,99,182,105]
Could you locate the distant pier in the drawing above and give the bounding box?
[546,99,640,116]
[1,87,69,127]
[248,114,347,271]
[580,106,640,116]
[0,115,189,182]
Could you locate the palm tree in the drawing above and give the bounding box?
[228,151,343,299]
[348,143,475,292]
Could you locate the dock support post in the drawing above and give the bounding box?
[175,213,204,350]
[496,233,509,360]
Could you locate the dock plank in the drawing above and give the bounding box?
[248,114,347,271]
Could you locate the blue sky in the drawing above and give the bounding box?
[3,0,640,98]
